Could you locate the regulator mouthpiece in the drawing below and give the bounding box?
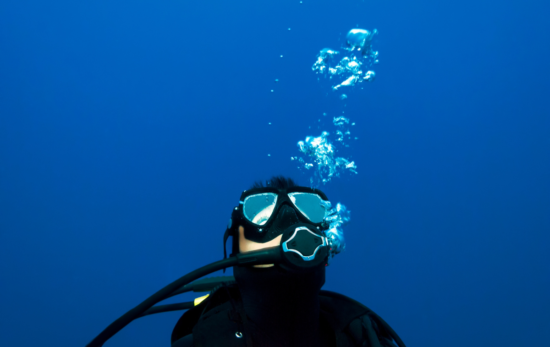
[279,223,329,273]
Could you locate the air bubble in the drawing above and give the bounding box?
[312,28,379,97]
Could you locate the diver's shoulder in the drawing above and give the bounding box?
[320,290,404,347]
[319,290,372,330]
[171,284,237,344]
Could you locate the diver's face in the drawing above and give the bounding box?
[238,225,282,268]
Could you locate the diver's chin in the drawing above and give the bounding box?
[253,264,275,268]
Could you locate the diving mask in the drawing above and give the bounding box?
[224,186,330,254]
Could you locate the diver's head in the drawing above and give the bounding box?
[223,176,330,268]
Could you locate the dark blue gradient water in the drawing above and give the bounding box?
[1,1,549,346]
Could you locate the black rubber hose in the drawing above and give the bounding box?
[86,246,281,347]
[86,257,238,346]
[138,302,195,318]
[168,275,236,298]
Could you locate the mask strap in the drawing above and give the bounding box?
[222,227,231,273]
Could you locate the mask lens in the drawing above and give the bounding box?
[288,192,327,223]
[243,193,278,225]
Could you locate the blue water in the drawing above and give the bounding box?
[1,1,549,346]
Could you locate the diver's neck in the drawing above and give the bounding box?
[234,265,325,346]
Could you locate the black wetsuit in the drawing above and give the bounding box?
[171,265,402,347]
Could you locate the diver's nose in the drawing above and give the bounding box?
[270,204,300,235]
[277,204,300,223]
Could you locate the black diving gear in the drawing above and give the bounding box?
[86,184,405,347]
[217,185,333,346]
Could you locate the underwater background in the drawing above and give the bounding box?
[1,0,549,346]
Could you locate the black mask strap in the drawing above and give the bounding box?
[222,227,232,273]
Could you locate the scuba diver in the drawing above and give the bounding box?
[86,176,405,347]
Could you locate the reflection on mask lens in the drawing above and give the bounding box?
[243,193,278,225]
[288,193,326,223]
